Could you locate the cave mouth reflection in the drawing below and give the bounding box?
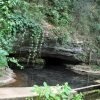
[4,61,99,88]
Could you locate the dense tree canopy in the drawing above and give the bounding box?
[0,0,100,68]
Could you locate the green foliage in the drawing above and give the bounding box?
[50,27,71,45]
[84,89,100,95]
[43,0,73,26]
[0,0,44,68]
[34,59,44,65]
[28,4,44,22]
[0,0,15,52]
[95,23,100,32]
[0,0,100,68]
[96,35,100,43]
[91,65,100,71]
[72,93,83,100]
[8,57,23,69]
[0,49,8,67]
[10,11,44,60]
[28,82,83,100]
[84,89,100,100]
[46,0,72,26]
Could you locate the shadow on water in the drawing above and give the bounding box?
[4,64,99,89]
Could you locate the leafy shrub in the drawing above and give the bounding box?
[50,27,71,45]
[43,0,73,26]
[28,3,44,22]
[0,49,8,68]
[27,82,83,100]
[0,0,44,68]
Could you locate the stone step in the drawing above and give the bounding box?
[0,87,76,100]
[0,84,100,100]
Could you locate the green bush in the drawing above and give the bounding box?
[0,49,8,68]
[0,0,44,68]
[50,27,71,45]
[27,82,83,100]
[43,0,73,26]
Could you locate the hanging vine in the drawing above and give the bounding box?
[0,0,44,68]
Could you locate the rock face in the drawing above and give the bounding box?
[9,21,85,65]
[41,46,83,64]
[10,44,83,65]
[70,65,100,76]
[0,68,16,86]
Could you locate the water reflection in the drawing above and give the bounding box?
[4,65,99,88]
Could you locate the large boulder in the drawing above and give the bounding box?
[0,68,16,86]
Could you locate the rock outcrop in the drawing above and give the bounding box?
[41,46,83,64]
[9,44,83,65]
[9,21,91,65]
[0,68,16,86]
